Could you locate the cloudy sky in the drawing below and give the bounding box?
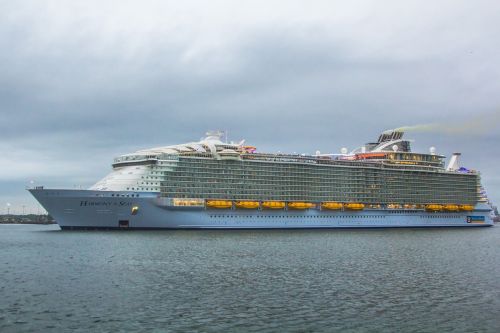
[1,0,499,213]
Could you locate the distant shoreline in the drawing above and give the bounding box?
[0,215,55,224]
[0,222,56,225]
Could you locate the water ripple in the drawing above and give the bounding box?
[0,225,499,332]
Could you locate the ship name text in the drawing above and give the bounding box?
[80,201,132,207]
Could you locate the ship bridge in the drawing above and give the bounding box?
[348,129,445,168]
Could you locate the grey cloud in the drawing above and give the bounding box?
[1,1,500,210]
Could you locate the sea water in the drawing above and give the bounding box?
[1,224,499,332]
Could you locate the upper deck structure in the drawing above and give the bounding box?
[91,129,482,206]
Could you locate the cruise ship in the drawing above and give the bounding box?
[29,129,493,229]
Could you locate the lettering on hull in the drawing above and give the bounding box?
[80,201,132,207]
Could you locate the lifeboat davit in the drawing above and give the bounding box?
[235,201,260,209]
[459,204,474,211]
[321,202,343,210]
[425,204,443,212]
[345,203,365,210]
[443,204,459,211]
[206,200,232,209]
[262,201,286,209]
[288,202,315,210]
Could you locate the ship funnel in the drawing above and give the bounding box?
[378,129,404,143]
[446,153,461,171]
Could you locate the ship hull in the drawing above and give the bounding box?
[29,189,494,230]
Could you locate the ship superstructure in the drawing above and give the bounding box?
[29,130,493,229]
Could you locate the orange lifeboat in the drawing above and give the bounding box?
[206,200,232,209]
[345,203,365,210]
[288,202,315,210]
[425,204,443,212]
[235,201,260,209]
[262,201,285,209]
[459,204,474,211]
[321,202,343,210]
[443,204,459,211]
